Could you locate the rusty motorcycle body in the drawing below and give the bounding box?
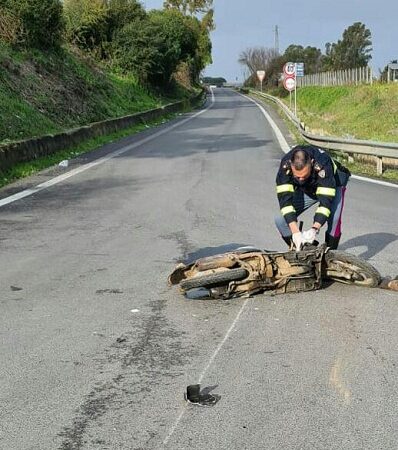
[169,245,382,299]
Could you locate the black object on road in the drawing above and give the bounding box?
[185,384,221,406]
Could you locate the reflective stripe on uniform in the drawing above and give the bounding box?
[332,159,337,173]
[316,206,331,217]
[281,205,296,216]
[316,187,336,197]
[277,184,294,194]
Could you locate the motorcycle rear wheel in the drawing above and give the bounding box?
[324,251,381,287]
[180,268,248,290]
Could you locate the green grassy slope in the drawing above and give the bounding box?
[0,43,182,144]
[288,84,398,143]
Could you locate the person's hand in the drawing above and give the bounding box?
[292,232,303,251]
[302,227,318,244]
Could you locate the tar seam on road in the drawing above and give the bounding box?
[162,298,250,447]
[241,92,398,190]
[0,90,216,208]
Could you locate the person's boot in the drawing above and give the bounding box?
[325,233,340,250]
[282,235,293,248]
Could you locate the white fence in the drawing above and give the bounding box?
[297,66,373,87]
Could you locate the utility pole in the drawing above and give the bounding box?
[274,25,279,54]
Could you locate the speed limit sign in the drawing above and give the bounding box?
[283,62,296,77]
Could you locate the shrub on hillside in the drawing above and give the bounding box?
[63,0,108,54]
[105,0,146,41]
[0,6,22,44]
[0,0,64,48]
[64,0,145,57]
[113,9,198,86]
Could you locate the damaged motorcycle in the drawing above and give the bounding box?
[169,244,383,299]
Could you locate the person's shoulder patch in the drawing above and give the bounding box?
[318,169,326,178]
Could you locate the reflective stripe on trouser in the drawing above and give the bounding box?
[274,187,347,238]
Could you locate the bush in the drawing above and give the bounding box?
[63,0,108,54]
[0,6,22,44]
[0,0,64,48]
[64,0,146,58]
[113,10,198,86]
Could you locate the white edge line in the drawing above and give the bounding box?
[239,92,398,190]
[162,297,250,447]
[0,90,216,208]
[351,174,398,189]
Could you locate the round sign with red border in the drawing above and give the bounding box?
[283,62,296,77]
[283,77,296,92]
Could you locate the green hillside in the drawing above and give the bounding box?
[0,44,185,144]
[289,84,398,143]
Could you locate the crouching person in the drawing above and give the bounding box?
[275,145,351,250]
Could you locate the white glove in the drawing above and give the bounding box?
[292,232,303,251]
[302,228,318,244]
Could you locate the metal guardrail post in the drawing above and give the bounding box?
[377,157,383,175]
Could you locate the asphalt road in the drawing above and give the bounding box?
[1,89,397,450]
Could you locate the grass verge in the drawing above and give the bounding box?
[0,112,180,189]
[251,91,398,184]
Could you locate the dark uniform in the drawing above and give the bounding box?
[275,145,350,248]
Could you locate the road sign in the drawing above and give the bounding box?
[283,77,296,92]
[256,70,266,82]
[283,62,296,77]
[295,62,305,77]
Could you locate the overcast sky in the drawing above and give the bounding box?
[142,0,396,81]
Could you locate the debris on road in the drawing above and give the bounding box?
[59,160,69,168]
[96,289,123,294]
[10,286,23,291]
[185,384,221,407]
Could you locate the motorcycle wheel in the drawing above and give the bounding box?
[324,251,381,287]
[180,268,248,290]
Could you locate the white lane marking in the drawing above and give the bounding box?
[351,174,398,189]
[239,93,290,153]
[240,92,398,190]
[162,298,250,447]
[0,90,216,208]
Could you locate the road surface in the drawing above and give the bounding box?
[1,89,397,450]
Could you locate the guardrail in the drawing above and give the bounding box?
[252,90,398,175]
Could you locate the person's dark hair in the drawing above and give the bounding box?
[291,148,311,170]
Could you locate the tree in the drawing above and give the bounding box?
[163,0,213,16]
[283,44,323,74]
[202,77,226,86]
[0,0,64,48]
[64,0,145,57]
[104,0,146,41]
[239,47,283,87]
[64,0,108,52]
[323,22,372,70]
[113,9,200,86]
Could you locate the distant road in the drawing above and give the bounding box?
[1,88,397,450]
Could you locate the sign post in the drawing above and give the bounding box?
[283,62,296,115]
[257,70,266,92]
[295,63,304,117]
[283,62,304,117]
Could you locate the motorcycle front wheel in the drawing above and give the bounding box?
[180,268,248,290]
[324,251,381,287]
